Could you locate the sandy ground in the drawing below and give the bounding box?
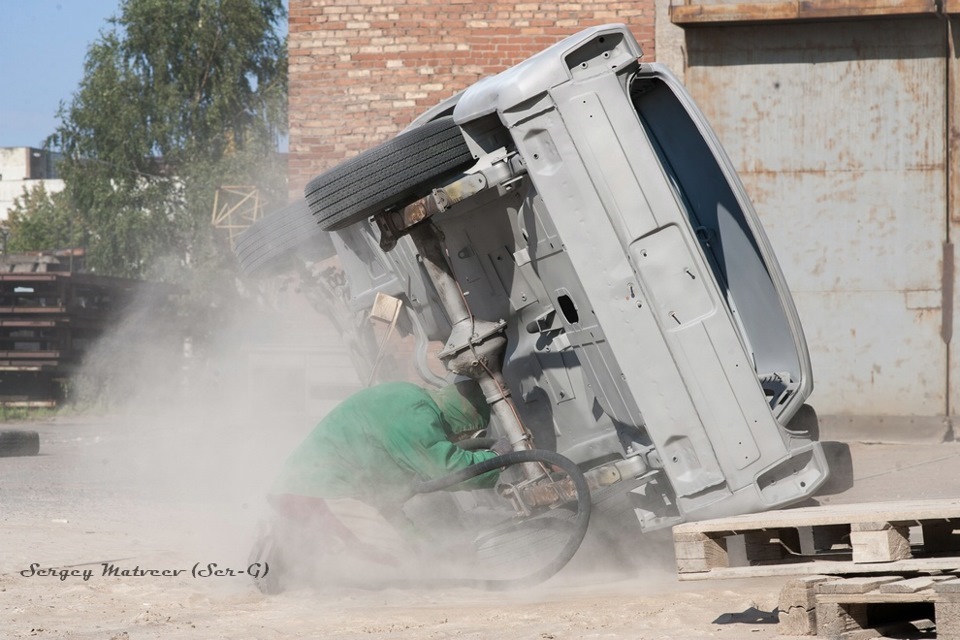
[3,415,960,639]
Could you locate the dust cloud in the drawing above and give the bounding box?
[54,265,674,597]
[62,269,347,584]
[0,257,712,640]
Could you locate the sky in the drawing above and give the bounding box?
[0,1,122,148]
[0,1,288,150]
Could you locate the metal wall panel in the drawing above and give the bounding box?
[676,19,949,435]
[945,17,960,435]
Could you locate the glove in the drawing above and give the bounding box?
[491,437,512,456]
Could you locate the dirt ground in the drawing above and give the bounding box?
[3,414,959,639]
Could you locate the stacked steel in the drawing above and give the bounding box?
[0,251,160,407]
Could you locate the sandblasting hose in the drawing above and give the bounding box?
[413,449,592,590]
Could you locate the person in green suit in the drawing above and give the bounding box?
[252,379,508,591]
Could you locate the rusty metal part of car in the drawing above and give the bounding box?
[501,454,652,512]
[375,152,526,252]
[407,221,542,480]
[499,478,576,515]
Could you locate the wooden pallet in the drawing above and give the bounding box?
[673,499,960,580]
[782,574,960,639]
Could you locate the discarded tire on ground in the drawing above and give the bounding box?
[305,116,475,232]
[0,430,40,457]
[234,199,337,277]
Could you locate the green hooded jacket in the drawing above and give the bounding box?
[270,381,500,510]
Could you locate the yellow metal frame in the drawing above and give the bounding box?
[211,186,264,249]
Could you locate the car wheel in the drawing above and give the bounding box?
[0,430,40,457]
[234,199,337,278]
[305,116,475,232]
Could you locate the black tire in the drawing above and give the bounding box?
[0,430,40,457]
[305,116,475,232]
[234,199,336,278]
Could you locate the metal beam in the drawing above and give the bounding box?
[671,0,938,25]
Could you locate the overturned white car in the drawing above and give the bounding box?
[238,23,831,584]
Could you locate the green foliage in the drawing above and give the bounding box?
[5,183,86,253]
[46,0,288,282]
[0,406,59,422]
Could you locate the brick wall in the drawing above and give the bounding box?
[288,1,656,195]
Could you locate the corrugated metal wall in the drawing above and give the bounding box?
[658,11,956,440]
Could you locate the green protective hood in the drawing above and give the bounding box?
[428,380,491,436]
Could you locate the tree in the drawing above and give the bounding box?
[5,183,86,254]
[46,0,288,281]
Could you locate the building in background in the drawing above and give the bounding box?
[286,0,655,195]
[287,1,959,442]
[655,2,960,442]
[0,147,65,222]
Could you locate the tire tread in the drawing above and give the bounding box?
[305,116,474,231]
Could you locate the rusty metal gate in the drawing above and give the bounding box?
[661,9,959,440]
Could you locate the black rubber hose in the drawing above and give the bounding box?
[413,448,591,591]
